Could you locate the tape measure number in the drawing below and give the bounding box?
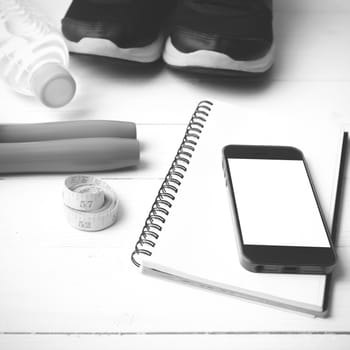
[63,175,118,231]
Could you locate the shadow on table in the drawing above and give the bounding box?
[166,65,276,95]
[70,53,164,80]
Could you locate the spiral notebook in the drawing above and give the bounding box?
[131,100,346,317]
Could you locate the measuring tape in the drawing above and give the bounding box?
[63,175,118,231]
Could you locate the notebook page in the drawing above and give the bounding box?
[142,102,343,313]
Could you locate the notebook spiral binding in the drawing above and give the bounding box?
[131,100,213,267]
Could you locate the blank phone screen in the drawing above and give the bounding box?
[227,158,331,247]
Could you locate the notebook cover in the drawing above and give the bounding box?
[136,101,344,316]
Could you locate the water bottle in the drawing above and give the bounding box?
[0,0,76,108]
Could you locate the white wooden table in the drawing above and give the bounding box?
[0,1,350,348]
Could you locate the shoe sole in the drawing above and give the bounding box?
[65,35,165,63]
[163,38,274,74]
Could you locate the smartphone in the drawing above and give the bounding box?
[222,145,336,274]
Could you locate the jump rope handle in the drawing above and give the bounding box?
[0,120,140,173]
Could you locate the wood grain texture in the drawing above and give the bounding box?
[0,334,350,350]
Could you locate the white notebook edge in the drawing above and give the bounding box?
[142,262,323,317]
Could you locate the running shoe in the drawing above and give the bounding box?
[163,0,274,74]
[61,0,174,63]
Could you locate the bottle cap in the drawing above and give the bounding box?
[30,63,76,108]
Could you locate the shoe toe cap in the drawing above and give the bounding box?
[170,28,273,61]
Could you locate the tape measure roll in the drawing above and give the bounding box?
[63,175,118,231]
